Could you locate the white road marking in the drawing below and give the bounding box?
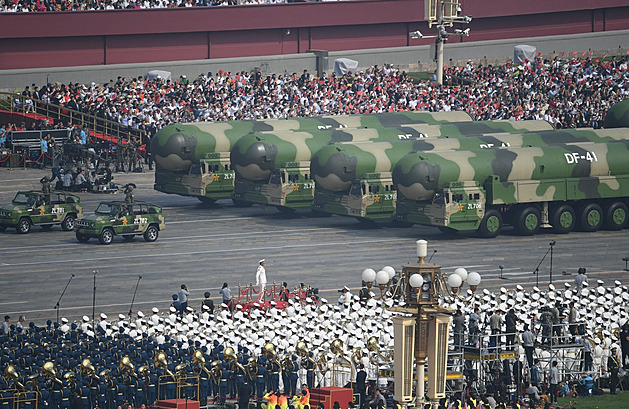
[2,236,414,266]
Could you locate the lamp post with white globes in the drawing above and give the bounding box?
[361,240,481,409]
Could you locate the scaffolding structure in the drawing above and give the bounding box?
[448,329,587,400]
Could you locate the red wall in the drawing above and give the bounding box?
[0,0,626,70]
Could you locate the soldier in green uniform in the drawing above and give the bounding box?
[41,176,52,204]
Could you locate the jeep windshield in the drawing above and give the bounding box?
[13,192,40,206]
[95,203,121,216]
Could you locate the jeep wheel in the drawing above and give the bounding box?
[98,228,114,245]
[41,225,53,231]
[0,226,6,232]
[17,218,31,234]
[123,235,135,241]
[76,232,90,243]
[61,214,76,231]
[144,225,159,242]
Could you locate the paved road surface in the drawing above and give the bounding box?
[1,167,627,323]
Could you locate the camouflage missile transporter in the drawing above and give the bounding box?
[74,186,165,244]
[0,190,83,234]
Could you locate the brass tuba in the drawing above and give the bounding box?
[5,365,25,390]
[192,350,212,377]
[366,336,390,364]
[80,358,99,381]
[154,352,176,380]
[296,341,316,367]
[331,339,353,368]
[120,356,137,379]
[42,362,63,386]
[262,343,282,372]
[224,347,247,375]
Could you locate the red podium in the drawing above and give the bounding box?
[310,387,354,409]
[156,399,200,409]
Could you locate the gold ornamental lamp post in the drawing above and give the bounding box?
[362,240,481,409]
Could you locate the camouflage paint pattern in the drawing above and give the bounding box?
[151,111,472,200]
[75,201,165,240]
[229,120,556,209]
[0,191,83,231]
[603,98,629,129]
[392,140,629,234]
[311,128,629,221]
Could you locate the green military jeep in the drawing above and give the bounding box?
[0,191,83,234]
[74,200,165,244]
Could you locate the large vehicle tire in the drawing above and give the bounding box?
[438,226,459,235]
[98,228,114,245]
[551,205,575,234]
[61,214,76,231]
[604,201,628,231]
[477,209,502,238]
[197,197,217,205]
[232,199,254,207]
[277,206,296,214]
[514,206,540,236]
[144,225,159,242]
[577,203,603,232]
[76,232,90,243]
[41,225,53,231]
[16,218,31,234]
[310,209,332,217]
[0,226,6,232]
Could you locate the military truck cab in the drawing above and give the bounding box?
[426,182,488,231]
[188,153,235,202]
[264,162,315,209]
[314,173,397,222]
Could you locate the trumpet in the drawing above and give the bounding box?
[138,365,150,381]
[315,352,329,375]
[351,347,362,369]
[26,373,40,391]
[100,369,113,387]
[63,371,77,390]
[247,357,258,380]
[174,363,188,381]
[210,360,222,381]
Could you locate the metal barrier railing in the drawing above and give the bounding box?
[0,91,145,146]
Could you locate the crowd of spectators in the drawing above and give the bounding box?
[17,55,628,137]
[0,0,298,13]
